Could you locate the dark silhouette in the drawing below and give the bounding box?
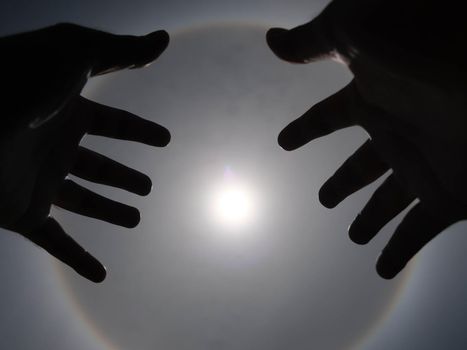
[0,24,170,282]
[267,0,467,279]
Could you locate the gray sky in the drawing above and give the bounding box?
[1,1,467,350]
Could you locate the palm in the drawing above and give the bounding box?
[2,98,82,233]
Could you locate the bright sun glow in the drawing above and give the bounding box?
[209,178,257,230]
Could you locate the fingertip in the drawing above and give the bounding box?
[266,28,288,55]
[376,253,402,280]
[125,207,141,228]
[92,263,107,283]
[80,253,107,283]
[159,127,171,147]
[347,218,370,245]
[318,184,340,209]
[267,27,304,63]
[142,176,153,196]
[147,29,169,45]
[132,208,142,227]
[136,174,153,196]
[277,128,299,151]
[268,16,336,64]
[147,124,171,147]
[130,30,170,69]
[145,30,170,57]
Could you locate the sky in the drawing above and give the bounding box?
[1,1,467,349]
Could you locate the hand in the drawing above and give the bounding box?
[0,24,171,282]
[266,0,467,279]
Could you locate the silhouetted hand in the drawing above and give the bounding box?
[0,24,171,282]
[267,0,467,278]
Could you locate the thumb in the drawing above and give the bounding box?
[45,23,169,75]
[0,24,169,130]
[266,8,335,63]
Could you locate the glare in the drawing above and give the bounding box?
[209,179,256,230]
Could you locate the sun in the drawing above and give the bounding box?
[209,173,257,230]
[213,184,253,225]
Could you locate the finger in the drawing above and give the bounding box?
[266,10,334,63]
[319,140,390,208]
[71,147,152,196]
[278,82,358,151]
[54,180,140,228]
[348,174,416,245]
[24,217,106,283]
[80,97,171,147]
[91,29,169,75]
[376,203,452,279]
[53,23,170,75]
